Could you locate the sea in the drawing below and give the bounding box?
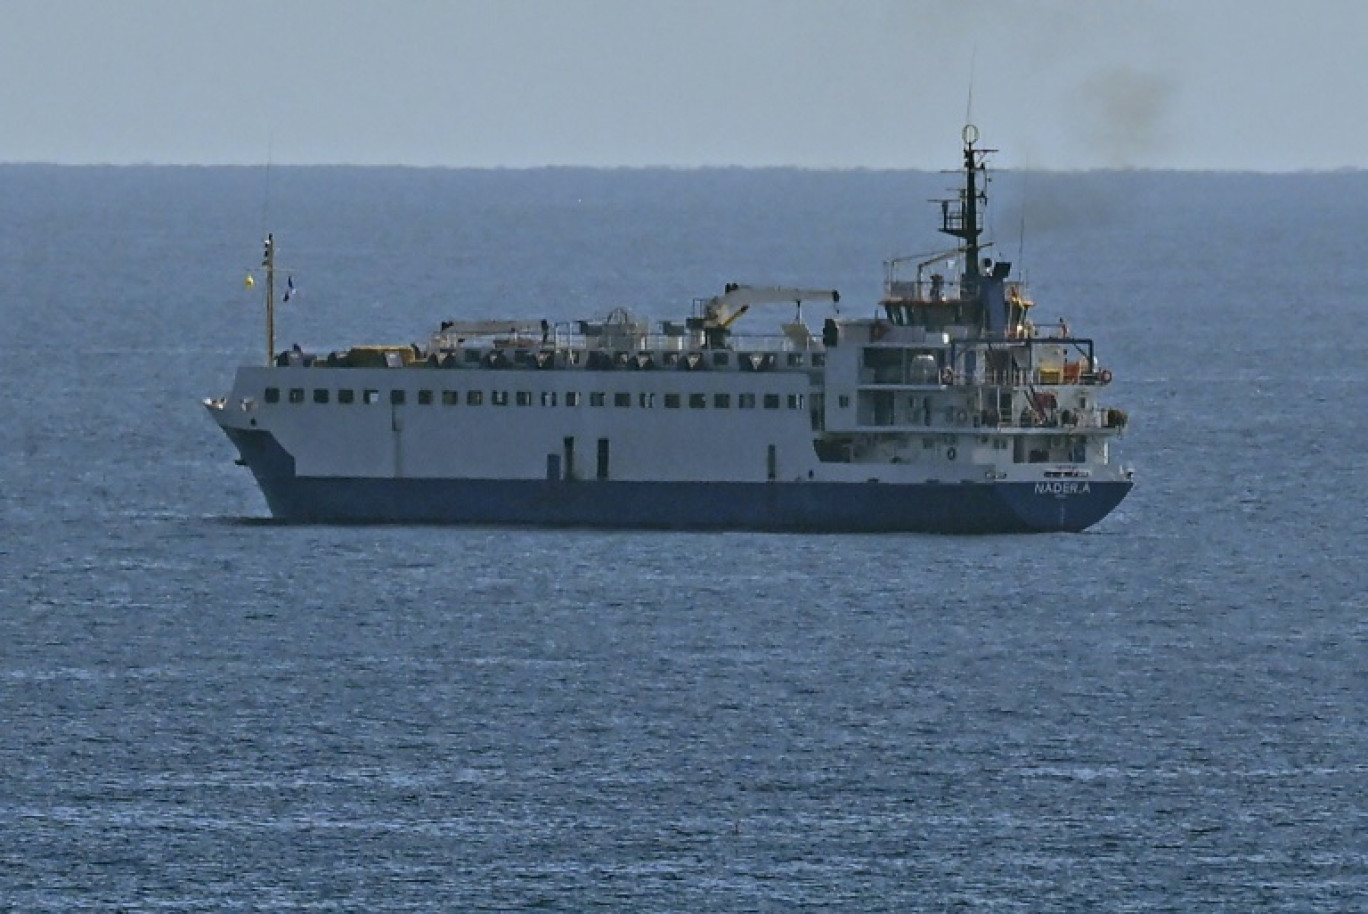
[1,163,1366,911]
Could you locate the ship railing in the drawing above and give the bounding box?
[953,367,1109,387]
[857,408,1119,433]
[724,332,816,353]
[432,328,814,355]
[969,407,1116,431]
[881,278,967,303]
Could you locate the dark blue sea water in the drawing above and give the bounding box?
[2,164,1367,910]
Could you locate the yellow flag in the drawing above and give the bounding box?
[244,273,255,289]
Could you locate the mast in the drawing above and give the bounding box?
[938,123,994,296]
[262,233,275,365]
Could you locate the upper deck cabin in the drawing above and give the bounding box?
[879,255,1036,341]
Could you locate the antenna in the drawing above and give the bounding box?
[964,46,977,128]
[1017,170,1028,274]
[261,127,274,236]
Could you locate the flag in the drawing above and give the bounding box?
[244,273,255,289]
[283,275,295,303]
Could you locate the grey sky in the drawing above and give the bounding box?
[2,0,1363,170]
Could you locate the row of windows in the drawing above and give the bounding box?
[265,387,805,410]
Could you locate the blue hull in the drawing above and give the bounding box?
[226,429,1130,533]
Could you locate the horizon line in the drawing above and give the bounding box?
[0,159,1363,176]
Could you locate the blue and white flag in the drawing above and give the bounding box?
[283,275,295,303]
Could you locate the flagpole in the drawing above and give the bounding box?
[263,234,275,365]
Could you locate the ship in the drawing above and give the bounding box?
[205,126,1133,532]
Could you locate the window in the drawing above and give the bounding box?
[466,390,483,406]
[838,395,851,409]
[541,391,557,407]
[812,353,826,367]
[264,387,280,404]
[763,394,781,409]
[711,352,730,367]
[491,391,508,406]
[516,391,533,406]
[313,389,329,404]
[689,393,707,409]
[713,393,730,409]
[787,394,804,409]
[390,389,406,405]
[639,392,654,408]
[565,392,581,407]
[418,389,434,405]
[441,390,459,406]
[288,388,305,404]
[364,389,380,404]
[338,389,355,405]
[590,392,606,407]
[614,392,631,408]
[664,393,681,409]
[787,353,805,367]
[463,349,482,364]
[738,393,756,409]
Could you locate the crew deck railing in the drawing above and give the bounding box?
[429,328,813,355]
[861,368,1111,388]
[853,407,1126,433]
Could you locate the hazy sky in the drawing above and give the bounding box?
[2,0,1364,170]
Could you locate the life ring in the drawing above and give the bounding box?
[946,447,957,461]
[940,367,954,386]
[955,409,968,426]
[1099,368,1113,385]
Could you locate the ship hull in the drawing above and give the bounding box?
[226,428,1130,533]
